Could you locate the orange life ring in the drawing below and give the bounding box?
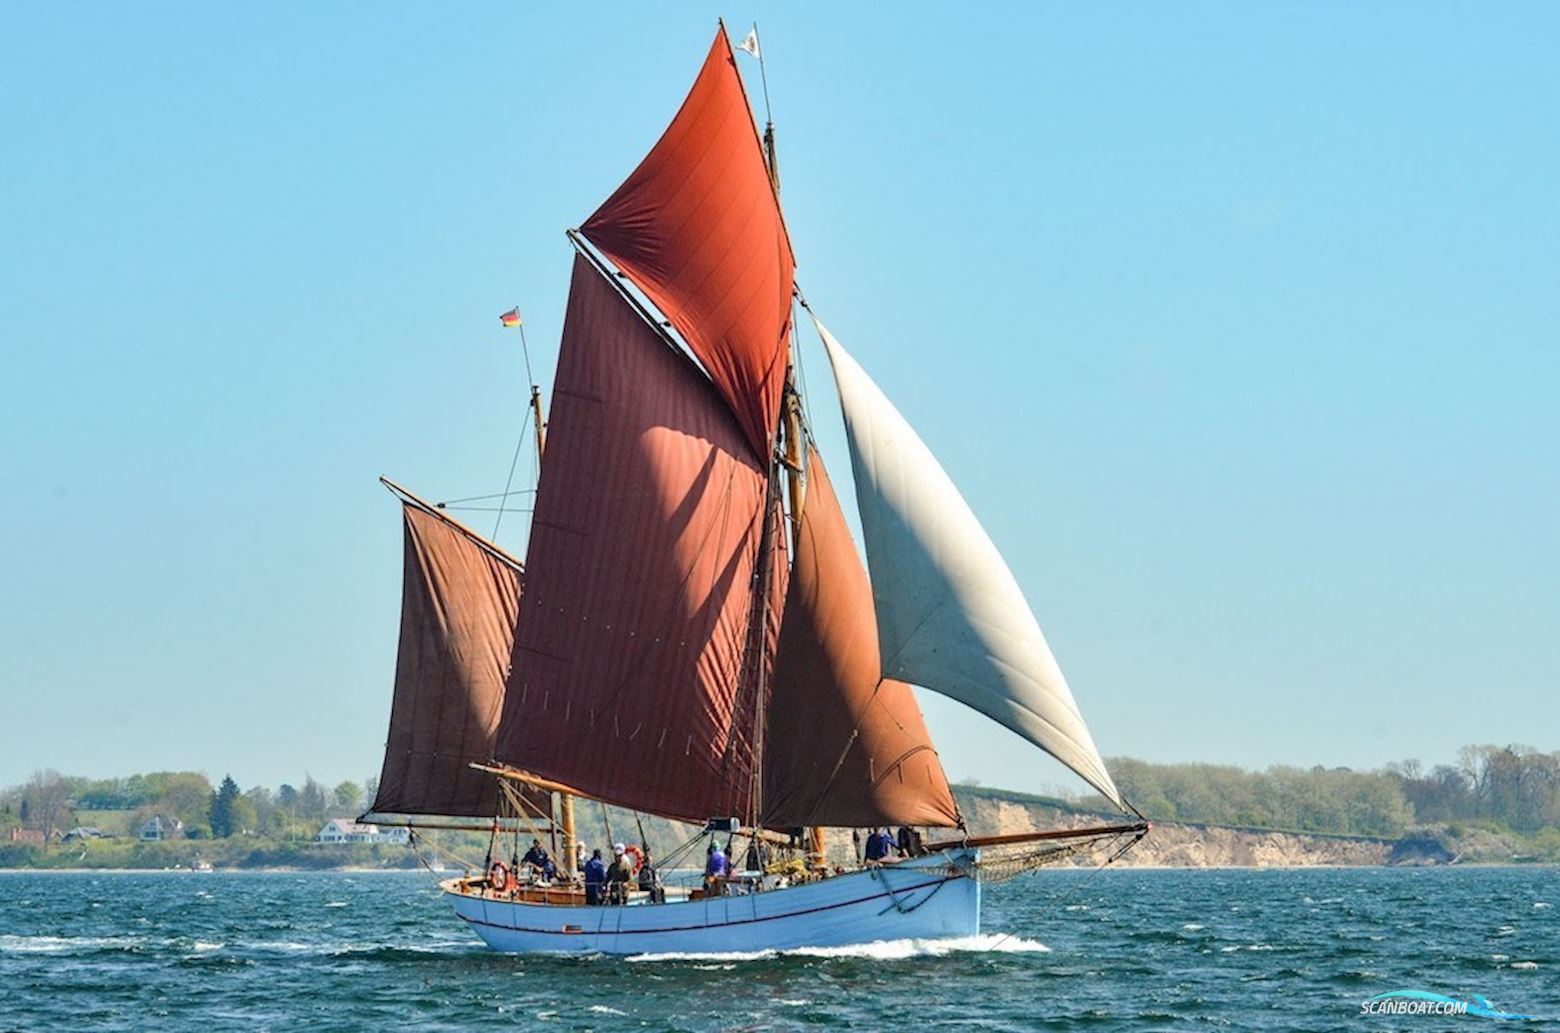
[489,861,512,892]
[624,845,644,872]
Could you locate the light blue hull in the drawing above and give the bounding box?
[446,848,980,955]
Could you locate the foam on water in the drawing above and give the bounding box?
[241,940,323,955]
[0,934,154,954]
[626,933,1049,964]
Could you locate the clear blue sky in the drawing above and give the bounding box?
[2,4,1555,796]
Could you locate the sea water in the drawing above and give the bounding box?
[0,867,1555,1030]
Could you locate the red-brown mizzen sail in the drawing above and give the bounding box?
[580,29,796,460]
[368,501,524,820]
[494,253,775,824]
[762,450,959,829]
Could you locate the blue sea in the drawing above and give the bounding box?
[0,867,1554,1030]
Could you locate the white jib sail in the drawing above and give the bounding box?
[814,316,1125,810]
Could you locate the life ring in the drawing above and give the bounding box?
[623,845,644,872]
[489,861,512,892]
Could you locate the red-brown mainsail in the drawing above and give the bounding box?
[581,29,796,460]
[763,451,959,829]
[494,253,776,824]
[368,502,523,820]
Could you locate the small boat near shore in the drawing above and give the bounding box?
[358,22,1144,955]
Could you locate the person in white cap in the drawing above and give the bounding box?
[605,842,633,904]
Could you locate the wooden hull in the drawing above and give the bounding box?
[444,848,980,955]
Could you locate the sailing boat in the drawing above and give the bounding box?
[361,25,1146,955]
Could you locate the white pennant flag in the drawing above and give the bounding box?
[737,27,761,60]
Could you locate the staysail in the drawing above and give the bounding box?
[366,499,524,821]
[763,450,959,829]
[815,318,1125,809]
[580,29,795,460]
[494,253,776,824]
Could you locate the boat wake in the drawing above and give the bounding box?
[625,933,1050,964]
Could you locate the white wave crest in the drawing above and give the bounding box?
[245,940,322,954]
[0,934,150,954]
[627,933,1049,964]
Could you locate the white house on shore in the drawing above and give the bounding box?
[314,819,410,845]
[140,815,184,841]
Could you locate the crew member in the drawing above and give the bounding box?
[606,843,633,904]
[864,827,893,863]
[704,840,728,896]
[521,839,555,880]
[637,849,663,904]
[583,848,607,905]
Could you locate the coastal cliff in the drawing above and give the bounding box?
[949,788,1529,867]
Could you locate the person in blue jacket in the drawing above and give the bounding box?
[521,839,556,880]
[863,827,893,863]
[703,840,728,896]
[583,848,607,905]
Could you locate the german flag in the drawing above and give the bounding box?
[499,307,522,328]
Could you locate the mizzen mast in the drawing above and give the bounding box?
[743,23,830,866]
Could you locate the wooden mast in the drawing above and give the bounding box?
[527,381,577,878]
[529,385,547,456]
[750,33,825,869]
[504,322,573,877]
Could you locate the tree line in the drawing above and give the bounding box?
[1,770,382,841]
[8,742,1560,846]
[1098,743,1560,839]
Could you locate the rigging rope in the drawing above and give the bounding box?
[437,505,534,514]
[493,319,539,540]
[957,825,1146,884]
[790,296,818,446]
[436,489,536,506]
[491,407,531,540]
[407,828,484,883]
